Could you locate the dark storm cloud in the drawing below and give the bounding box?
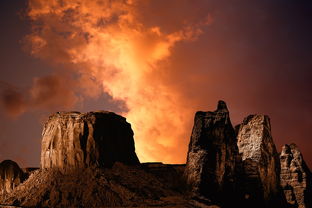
[0,83,26,118]
[0,75,80,117]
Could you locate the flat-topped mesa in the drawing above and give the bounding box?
[237,115,282,207]
[41,111,140,171]
[280,143,312,208]
[184,101,239,205]
[0,160,25,194]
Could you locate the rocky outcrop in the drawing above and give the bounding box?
[41,111,140,171]
[0,160,24,194]
[237,115,282,207]
[184,101,239,206]
[142,163,186,193]
[1,102,312,208]
[280,143,312,208]
[1,163,195,208]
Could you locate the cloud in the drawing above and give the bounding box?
[29,75,80,109]
[0,83,26,118]
[4,0,310,166]
[22,0,212,163]
[0,75,80,117]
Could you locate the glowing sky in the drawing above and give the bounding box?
[0,0,312,168]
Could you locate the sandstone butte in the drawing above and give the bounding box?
[0,102,310,208]
[41,111,140,171]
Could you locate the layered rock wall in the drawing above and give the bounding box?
[41,111,140,170]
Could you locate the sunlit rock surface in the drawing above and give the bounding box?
[41,111,140,170]
[184,101,239,205]
[280,143,312,208]
[0,160,24,195]
[237,114,283,207]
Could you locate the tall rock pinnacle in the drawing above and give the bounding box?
[184,100,239,206]
[237,115,283,207]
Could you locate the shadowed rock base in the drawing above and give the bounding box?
[280,144,312,208]
[0,163,211,208]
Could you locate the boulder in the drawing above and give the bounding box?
[0,160,24,194]
[41,111,140,171]
[184,101,239,205]
[280,143,312,208]
[237,115,282,207]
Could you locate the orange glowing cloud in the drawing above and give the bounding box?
[24,0,211,163]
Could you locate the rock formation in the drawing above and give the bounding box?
[184,101,239,205]
[1,103,312,208]
[0,160,24,194]
[280,143,312,208]
[142,163,186,193]
[1,163,190,208]
[237,115,282,207]
[41,111,140,171]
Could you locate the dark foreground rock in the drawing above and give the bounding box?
[237,115,284,207]
[280,143,312,208]
[184,101,239,206]
[142,163,186,193]
[0,160,25,195]
[41,111,140,170]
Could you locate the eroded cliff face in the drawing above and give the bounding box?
[280,143,312,208]
[237,115,282,207]
[41,111,140,171]
[0,160,24,194]
[184,101,239,205]
[1,103,312,208]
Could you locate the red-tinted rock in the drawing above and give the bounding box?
[0,160,24,194]
[41,111,140,171]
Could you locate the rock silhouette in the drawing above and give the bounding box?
[41,111,140,171]
[184,101,239,206]
[280,143,312,208]
[237,115,283,207]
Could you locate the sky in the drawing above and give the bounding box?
[0,0,311,168]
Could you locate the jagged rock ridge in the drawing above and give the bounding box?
[0,104,311,208]
[280,143,312,208]
[41,111,140,171]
